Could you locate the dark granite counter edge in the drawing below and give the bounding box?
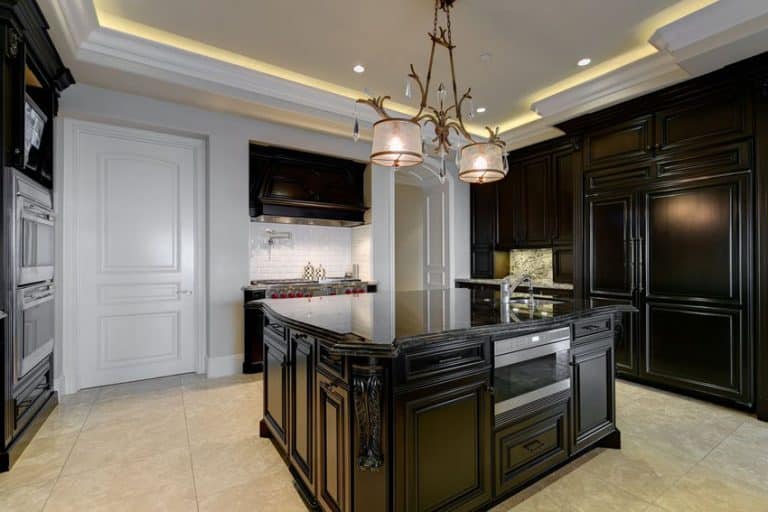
[257,302,637,358]
[0,310,6,321]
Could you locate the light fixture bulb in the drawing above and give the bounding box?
[353,64,366,73]
[577,58,591,67]
[476,107,487,114]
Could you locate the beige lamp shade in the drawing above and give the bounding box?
[370,119,423,168]
[458,142,506,184]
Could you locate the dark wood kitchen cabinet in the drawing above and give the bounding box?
[394,374,493,512]
[511,155,552,248]
[262,325,289,451]
[571,329,617,454]
[290,332,315,491]
[316,371,351,512]
[470,181,509,278]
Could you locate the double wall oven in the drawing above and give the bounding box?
[5,170,55,385]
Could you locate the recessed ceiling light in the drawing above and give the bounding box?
[476,107,487,114]
[577,58,591,67]
[353,64,366,74]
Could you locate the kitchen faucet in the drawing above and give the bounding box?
[500,273,535,304]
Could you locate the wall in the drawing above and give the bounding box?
[56,84,471,378]
[249,222,353,280]
[351,225,372,281]
[57,84,381,372]
[395,184,425,291]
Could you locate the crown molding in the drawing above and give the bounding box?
[49,0,768,150]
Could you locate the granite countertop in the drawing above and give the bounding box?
[0,310,5,321]
[257,289,634,356]
[455,277,574,291]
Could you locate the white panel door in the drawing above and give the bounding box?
[423,180,450,290]
[72,123,201,388]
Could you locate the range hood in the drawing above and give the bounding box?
[249,144,368,227]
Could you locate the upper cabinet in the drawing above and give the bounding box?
[583,115,654,171]
[495,138,579,250]
[0,1,74,188]
[250,145,367,226]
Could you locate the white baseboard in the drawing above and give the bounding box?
[54,375,66,395]
[207,353,243,378]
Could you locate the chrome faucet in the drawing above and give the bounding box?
[500,273,535,304]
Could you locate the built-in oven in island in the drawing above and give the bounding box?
[494,327,572,418]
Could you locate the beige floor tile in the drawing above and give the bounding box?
[698,435,768,492]
[0,479,56,512]
[489,483,558,511]
[45,448,196,512]
[95,375,183,402]
[578,441,694,502]
[543,465,656,512]
[185,398,262,447]
[197,467,305,512]
[191,437,286,498]
[83,392,184,430]
[63,411,189,476]
[655,465,768,512]
[35,403,91,439]
[58,388,100,407]
[0,434,77,492]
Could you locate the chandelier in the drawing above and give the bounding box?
[354,0,507,184]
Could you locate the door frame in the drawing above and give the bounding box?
[56,118,208,394]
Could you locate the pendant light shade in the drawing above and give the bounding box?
[458,142,506,184]
[370,119,424,168]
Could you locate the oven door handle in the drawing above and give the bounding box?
[21,208,55,226]
[22,290,55,309]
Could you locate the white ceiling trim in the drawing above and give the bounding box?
[50,0,768,151]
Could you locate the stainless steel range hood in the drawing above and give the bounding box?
[249,145,368,227]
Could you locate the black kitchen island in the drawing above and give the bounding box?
[256,289,635,512]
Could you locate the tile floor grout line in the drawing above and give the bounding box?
[181,383,202,512]
[39,391,99,511]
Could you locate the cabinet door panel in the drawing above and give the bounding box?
[496,167,521,248]
[552,247,573,284]
[471,246,493,279]
[519,156,551,247]
[587,194,634,296]
[584,115,653,170]
[589,297,637,377]
[290,333,314,489]
[470,184,497,247]
[655,87,750,154]
[572,337,616,453]
[552,150,574,244]
[641,303,748,402]
[642,176,747,304]
[316,374,351,512]
[264,338,288,451]
[396,376,492,512]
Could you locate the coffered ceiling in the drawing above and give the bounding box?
[41,0,768,148]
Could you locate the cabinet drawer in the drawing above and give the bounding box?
[397,338,491,389]
[13,358,53,434]
[573,316,612,339]
[263,317,286,345]
[317,341,347,382]
[494,400,569,496]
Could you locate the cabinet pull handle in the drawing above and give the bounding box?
[628,238,636,294]
[523,439,544,452]
[485,384,495,395]
[637,236,645,294]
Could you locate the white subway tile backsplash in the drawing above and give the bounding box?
[250,222,361,280]
[351,225,372,281]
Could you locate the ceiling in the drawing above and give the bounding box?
[90,0,709,130]
[41,0,768,148]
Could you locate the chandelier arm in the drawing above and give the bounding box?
[357,96,394,120]
[408,65,428,120]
